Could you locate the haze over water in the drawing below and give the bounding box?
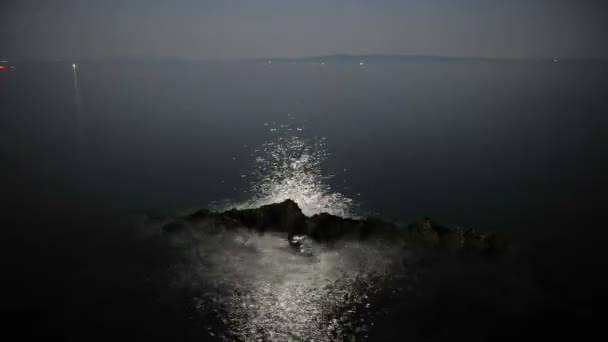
[3,57,608,341]
[3,59,607,232]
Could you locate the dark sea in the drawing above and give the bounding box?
[2,60,607,341]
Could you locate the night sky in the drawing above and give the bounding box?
[1,0,607,60]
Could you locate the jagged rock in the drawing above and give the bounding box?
[160,199,505,254]
[223,199,308,234]
[185,208,213,221]
[161,221,189,235]
[441,230,466,252]
[410,218,441,246]
[306,213,368,241]
[461,230,506,255]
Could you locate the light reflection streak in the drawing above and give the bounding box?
[174,122,408,340]
[226,125,357,218]
[72,63,83,137]
[181,230,404,341]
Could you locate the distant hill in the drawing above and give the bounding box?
[6,54,607,64]
[244,53,517,63]
[243,54,607,64]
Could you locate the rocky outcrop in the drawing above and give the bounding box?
[407,218,505,254]
[160,199,505,254]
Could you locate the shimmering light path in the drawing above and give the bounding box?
[172,229,409,341]
[161,122,412,341]
[72,63,84,136]
[223,122,357,218]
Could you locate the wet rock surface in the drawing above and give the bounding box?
[161,199,505,254]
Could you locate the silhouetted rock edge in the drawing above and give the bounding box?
[158,199,505,254]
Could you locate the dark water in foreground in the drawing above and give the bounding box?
[2,60,607,340]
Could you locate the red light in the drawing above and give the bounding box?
[0,65,5,70]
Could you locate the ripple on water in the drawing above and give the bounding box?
[171,229,409,341]
[185,124,403,340]
[217,125,357,219]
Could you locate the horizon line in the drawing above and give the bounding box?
[4,53,608,63]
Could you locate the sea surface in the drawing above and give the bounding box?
[2,59,607,340]
[3,60,607,227]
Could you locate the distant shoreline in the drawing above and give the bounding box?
[5,54,608,64]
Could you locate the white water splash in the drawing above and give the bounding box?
[175,229,406,342]
[226,129,357,218]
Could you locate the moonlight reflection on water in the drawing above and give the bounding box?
[225,126,357,218]
[174,229,408,341]
[164,127,410,341]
